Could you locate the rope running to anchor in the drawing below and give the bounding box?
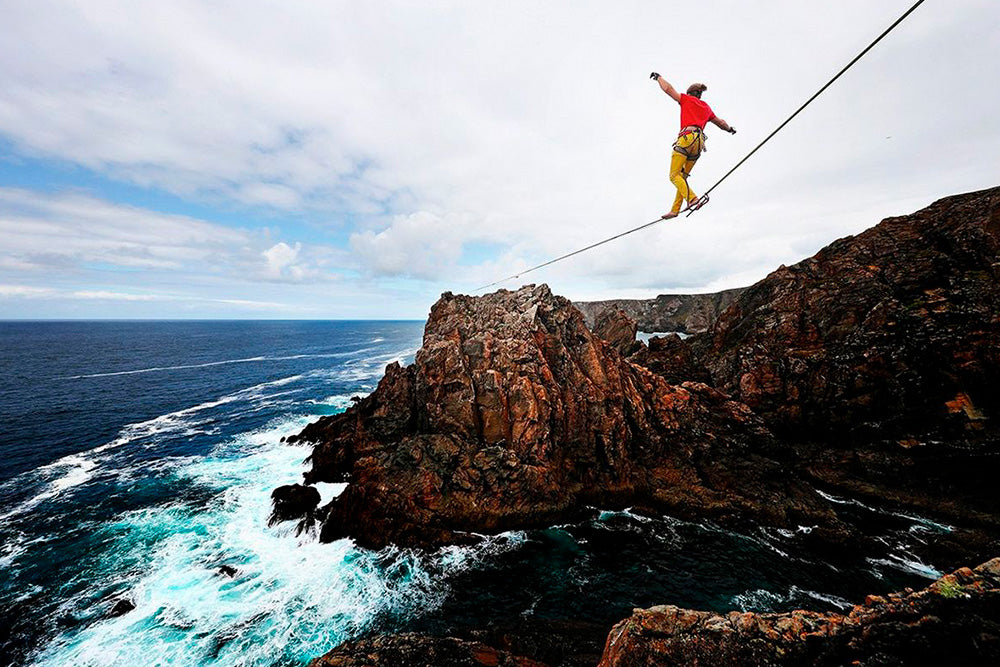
[474,0,927,292]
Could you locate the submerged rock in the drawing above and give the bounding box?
[269,483,321,529]
[108,599,135,618]
[294,284,839,549]
[599,557,1000,666]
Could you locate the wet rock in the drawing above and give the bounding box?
[292,284,841,550]
[464,618,609,667]
[269,484,321,526]
[599,557,1000,666]
[108,598,135,618]
[308,633,547,667]
[217,565,238,578]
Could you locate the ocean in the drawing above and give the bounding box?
[0,321,950,666]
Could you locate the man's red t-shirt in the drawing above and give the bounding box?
[679,94,715,129]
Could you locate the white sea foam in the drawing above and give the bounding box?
[29,416,498,667]
[731,587,786,611]
[60,351,380,380]
[307,393,370,409]
[892,511,954,534]
[732,585,852,613]
[0,454,98,523]
[0,532,29,569]
[0,374,311,524]
[814,488,880,511]
[792,586,853,611]
[867,554,942,580]
[312,482,347,504]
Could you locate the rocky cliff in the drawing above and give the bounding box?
[575,288,744,334]
[692,187,1000,444]
[683,187,1000,532]
[289,284,840,550]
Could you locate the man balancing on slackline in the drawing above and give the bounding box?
[650,72,736,220]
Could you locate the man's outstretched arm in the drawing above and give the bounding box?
[650,72,681,103]
[710,116,737,134]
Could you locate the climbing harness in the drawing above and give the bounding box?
[474,0,928,292]
[673,126,706,160]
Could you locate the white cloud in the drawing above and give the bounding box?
[262,241,304,281]
[0,188,343,283]
[70,290,161,301]
[349,211,464,280]
[0,0,997,309]
[0,284,55,298]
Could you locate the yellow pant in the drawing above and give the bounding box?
[669,130,704,213]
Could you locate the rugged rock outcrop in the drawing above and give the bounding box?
[692,187,1000,444]
[289,285,840,549]
[684,187,1000,529]
[107,599,134,618]
[270,484,321,523]
[575,288,745,334]
[599,557,1000,666]
[269,483,321,535]
[628,334,711,386]
[592,308,639,356]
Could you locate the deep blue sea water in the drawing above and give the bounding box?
[0,321,951,666]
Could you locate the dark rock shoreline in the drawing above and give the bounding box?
[283,186,1000,665]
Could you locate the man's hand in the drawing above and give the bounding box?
[728,127,737,135]
[649,72,660,81]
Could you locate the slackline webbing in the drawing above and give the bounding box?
[474,0,927,292]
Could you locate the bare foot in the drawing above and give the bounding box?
[661,212,678,220]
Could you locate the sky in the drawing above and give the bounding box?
[0,0,997,319]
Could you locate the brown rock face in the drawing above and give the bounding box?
[576,288,745,334]
[291,285,838,549]
[629,334,711,386]
[599,557,1000,666]
[592,307,639,356]
[692,187,1000,443]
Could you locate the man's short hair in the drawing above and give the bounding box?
[687,83,708,97]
